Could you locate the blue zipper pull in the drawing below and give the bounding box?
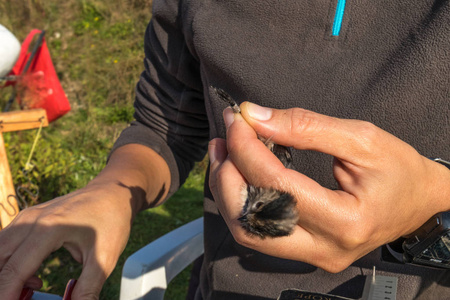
[332,0,346,36]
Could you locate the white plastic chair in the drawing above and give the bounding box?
[120,217,204,300]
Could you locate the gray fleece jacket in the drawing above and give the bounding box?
[112,1,450,299]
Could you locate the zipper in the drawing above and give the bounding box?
[332,0,346,36]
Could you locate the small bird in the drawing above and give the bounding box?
[213,87,299,239]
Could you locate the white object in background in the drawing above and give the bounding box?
[0,24,21,77]
[362,266,398,300]
[120,217,204,300]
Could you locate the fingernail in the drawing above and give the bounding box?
[246,102,272,121]
[208,142,217,164]
[223,108,235,129]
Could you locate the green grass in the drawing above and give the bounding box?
[0,0,206,298]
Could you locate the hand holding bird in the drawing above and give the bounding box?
[213,87,299,238]
[208,99,450,272]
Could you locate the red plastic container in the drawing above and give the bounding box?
[8,29,71,122]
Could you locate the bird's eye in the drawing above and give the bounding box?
[253,201,264,211]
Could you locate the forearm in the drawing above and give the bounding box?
[87,143,171,218]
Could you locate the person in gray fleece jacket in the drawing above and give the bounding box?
[0,1,449,299]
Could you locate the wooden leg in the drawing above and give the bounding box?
[0,133,19,230]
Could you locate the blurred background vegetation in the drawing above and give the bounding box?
[0,0,206,298]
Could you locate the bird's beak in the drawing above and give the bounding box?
[238,214,248,222]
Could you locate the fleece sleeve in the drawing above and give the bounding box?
[110,0,209,200]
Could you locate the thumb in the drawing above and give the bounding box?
[240,101,385,162]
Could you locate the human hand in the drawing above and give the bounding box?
[0,143,170,300]
[209,103,450,272]
[0,182,134,300]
